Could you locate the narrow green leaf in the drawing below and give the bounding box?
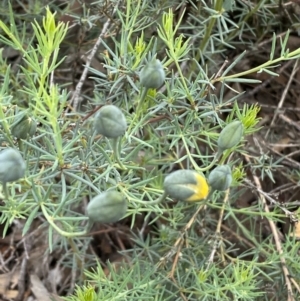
[223,78,262,83]
[222,51,247,77]
[270,32,276,61]
[22,206,39,236]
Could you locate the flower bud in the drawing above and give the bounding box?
[94,105,127,138]
[164,170,209,202]
[208,165,232,191]
[11,114,37,139]
[0,148,26,183]
[217,120,243,151]
[140,58,165,89]
[87,191,127,223]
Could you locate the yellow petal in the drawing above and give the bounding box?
[185,173,209,202]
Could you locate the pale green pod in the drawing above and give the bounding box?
[217,120,243,151]
[87,191,127,223]
[94,105,127,138]
[0,148,26,183]
[11,114,37,139]
[208,165,232,191]
[140,58,165,89]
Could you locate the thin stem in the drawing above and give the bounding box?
[181,134,222,172]
[41,203,87,237]
[132,191,168,205]
[111,137,126,170]
[2,182,10,200]
[135,87,148,119]
[213,48,300,84]
[173,58,193,105]
[17,139,24,152]
[197,150,223,172]
[126,87,148,136]
[196,0,224,62]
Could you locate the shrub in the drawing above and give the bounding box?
[0,1,299,300]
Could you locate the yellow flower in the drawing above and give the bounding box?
[164,170,209,202]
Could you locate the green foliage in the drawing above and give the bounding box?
[0,1,299,300]
[65,285,97,301]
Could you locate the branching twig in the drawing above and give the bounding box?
[239,60,294,101]
[16,238,32,301]
[68,3,120,111]
[245,179,298,223]
[265,59,299,139]
[206,190,229,268]
[157,204,205,273]
[245,155,295,301]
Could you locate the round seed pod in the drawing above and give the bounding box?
[140,58,165,89]
[164,169,209,202]
[208,165,232,191]
[94,105,127,138]
[11,114,37,139]
[87,191,127,223]
[0,148,26,183]
[217,120,243,152]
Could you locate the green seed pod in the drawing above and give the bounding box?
[87,191,127,223]
[217,120,243,151]
[208,165,232,191]
[0,148,26,183]
[94,105,127,138]
[140,58,165,89]
[11,114,37,139]
[164,169,209,202]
